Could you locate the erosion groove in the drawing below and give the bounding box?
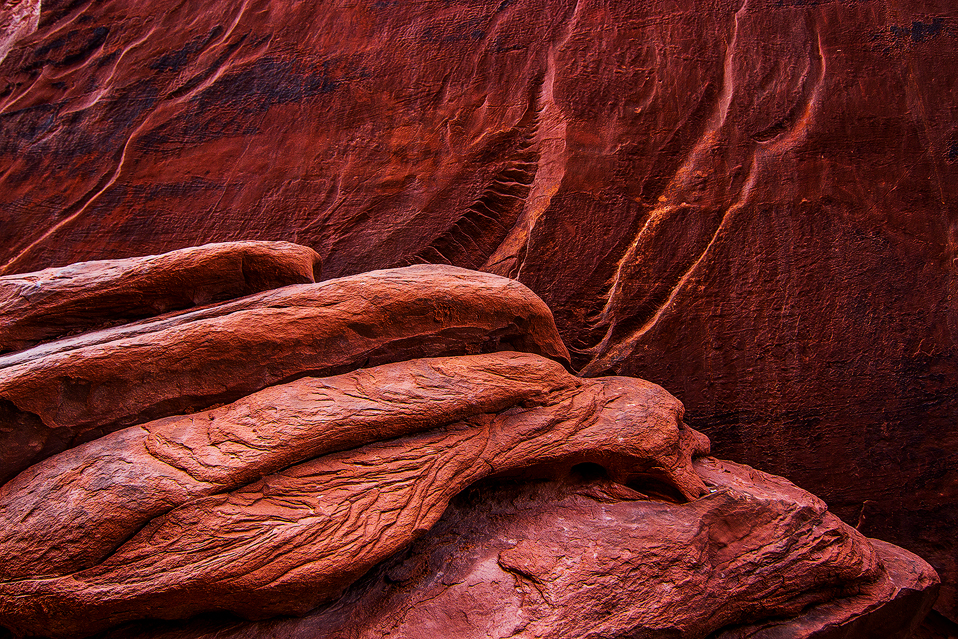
[409,76,543,270]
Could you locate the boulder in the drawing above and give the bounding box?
[0,353,708,637]
[89,459,933,639]
[0,352,578,581]
[0,250,940,638]
[0,241,322,353]
[715,539,940,638]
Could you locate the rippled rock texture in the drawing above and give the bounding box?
[2,0,956,626]
[0,245,941,637]
[83,461,938,639]
[0,260,568,483]
[0,350,717,637]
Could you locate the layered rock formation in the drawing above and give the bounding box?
[0,240,322,353]
[95,464,940,639]
[0,259,567,483]
[0,352,714,637]
[0,0,954,623]
[0,245,940,637]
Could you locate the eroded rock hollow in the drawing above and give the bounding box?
[0,244,940,638]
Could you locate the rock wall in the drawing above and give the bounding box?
[1,0,956,622]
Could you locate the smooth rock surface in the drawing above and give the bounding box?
[0,265,569,483]
[0,0,954,616]
[0,355,709,638]
[90,459,918,639]
[0,241,321,353]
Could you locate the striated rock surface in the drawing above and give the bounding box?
[0,0,954,617]
[0,353,712,638]
[0,264,569,483]
[0,0,39,66]
[0,247,941,637]
[717,539,940,638]
[0,352,580,583]
[91,459,935,639]
[0,241,321,353]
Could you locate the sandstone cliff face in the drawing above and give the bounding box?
[1,0,956,626]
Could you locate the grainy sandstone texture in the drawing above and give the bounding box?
[716,539,940,638]
[0,0,954,621]
[0,246,941,637]
[0,263,568,483]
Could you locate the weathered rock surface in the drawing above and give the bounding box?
[0,0,954,618]
[0,241,321,353]
[0,265,569,483]
[0,248,940,637]
[91,459,936,639]
[0,352,579,582]
[0,352,710,638]
[0,0,38,66]
[716,539,940,638]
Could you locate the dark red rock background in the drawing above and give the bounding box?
[1,0,957,626]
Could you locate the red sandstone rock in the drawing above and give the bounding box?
[0,355,708,637]
[0,0,38,65]
[0,352,578,581]
[0,1,954,617]
[0,241,321,353]
[93,459,923,639]
[0,265,569,482]
[0,246,938,637]
[716,539,940,638]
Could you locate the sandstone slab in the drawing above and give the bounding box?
[0,265,569,482]
[716,539,939,638]
[0,352,578,582]
[0,241,321,353]
[0,239,938,638]
[91,459,926,639]
[0,354,706,637]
